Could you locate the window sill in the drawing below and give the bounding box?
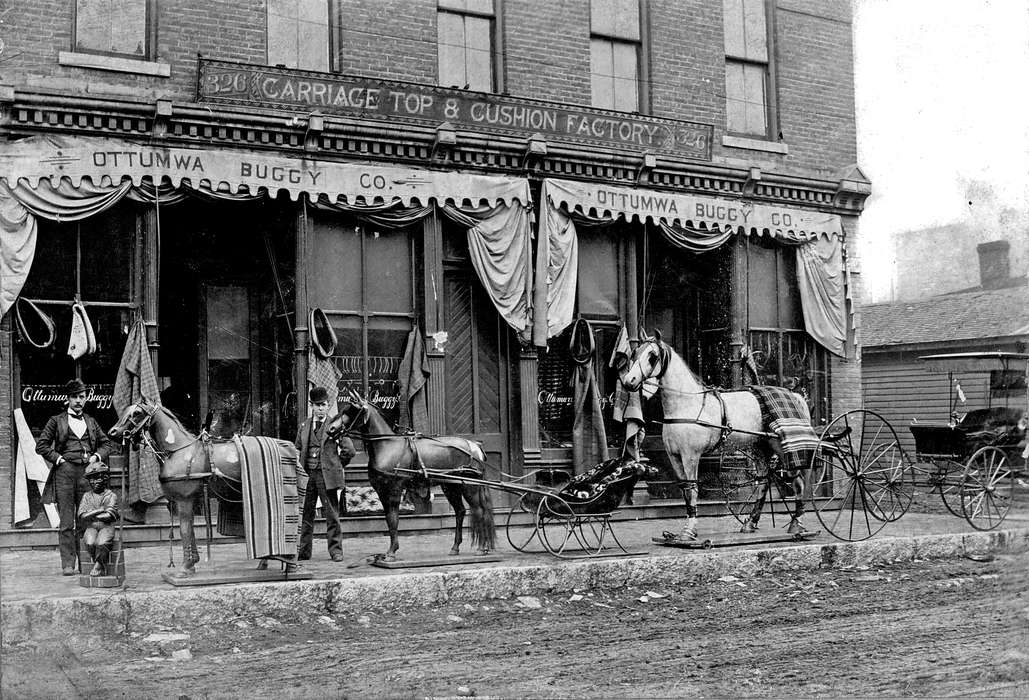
[58,51,170,78]
[721,135,789,154]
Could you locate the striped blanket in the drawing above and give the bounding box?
[234,436,302,560]
[748,386,819,473]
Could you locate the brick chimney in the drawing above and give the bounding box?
[977,240,1010,289]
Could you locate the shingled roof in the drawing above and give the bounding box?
[861,284,1029,348]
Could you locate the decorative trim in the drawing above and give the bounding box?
[58,51,171,78]
[722,135,789,154]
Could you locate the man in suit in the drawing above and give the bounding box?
[295,386,355,562]
[35,378,115,575]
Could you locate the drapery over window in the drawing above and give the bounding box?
[0,135,535,337]
[535,177,852,356]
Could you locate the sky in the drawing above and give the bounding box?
[852,0,1029,301]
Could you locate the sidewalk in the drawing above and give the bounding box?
[4,508,1028,644]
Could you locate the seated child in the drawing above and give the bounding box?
[77,461,120,576]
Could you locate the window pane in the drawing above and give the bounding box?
[747,239,777,328]
[310,215,362,310]
[612,41,639,112]
[267,0,299,67]
[297,0,330,72]
[21,223,77,301]
[743,62,768,135]
[81,208,133,302]
[778,248,803,329]
[591,0,640,41]
[207,286,250,360]
[723,0,745,56]
[742,0,768,61]
[368,320,411,428]
[76,0,147,57]
[439,0,493,12]
[464,15,493,91]
[577,230,619,317]
[364,229,413,313]
[725,61,747,133]
[438,11,466,87]
[590,39,614,109]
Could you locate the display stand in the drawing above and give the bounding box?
[653,530,820,550]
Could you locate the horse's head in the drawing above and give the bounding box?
[622,330,669,391]
[325,389,370,439]
[108,401,158,443]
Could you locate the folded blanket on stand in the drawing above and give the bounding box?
[234,436,301,560]
[748,386,819,473]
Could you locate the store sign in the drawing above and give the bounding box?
[1,135,530,207]
[544,178,844,236]
[197,59,713,160]
[20,384,115,410]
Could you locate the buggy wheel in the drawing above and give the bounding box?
[812,409,913,541]
[718,448,773,526]
[537,496,585,558]
[505,492,543,552]
[960,446,1013,531]
[934,460,966,518]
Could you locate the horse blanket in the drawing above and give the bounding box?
[748,386,819,473]
[234,436,302,560]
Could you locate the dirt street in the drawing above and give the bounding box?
[3,552,1028,699]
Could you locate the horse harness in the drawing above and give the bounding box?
[130,404,215,483]
[661,388,734,453]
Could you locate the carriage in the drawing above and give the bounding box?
[809,352,1027,541]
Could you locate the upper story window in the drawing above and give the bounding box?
[590,0,641,112]
[74,0,153,59]
[723,0,775,137]
[267,0,330,72]
[437,0,497,92]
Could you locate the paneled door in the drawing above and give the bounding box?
[443,270,512,503]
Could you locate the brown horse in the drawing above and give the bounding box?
[326,394,495,561]
[108,401,297,575]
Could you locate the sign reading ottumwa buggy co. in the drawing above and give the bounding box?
[197,59,713,160]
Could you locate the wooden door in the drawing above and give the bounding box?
[443,270,512,502]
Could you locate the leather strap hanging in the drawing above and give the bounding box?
[68,302,97,360]
[309,307,337,359]
[14,297,56,349]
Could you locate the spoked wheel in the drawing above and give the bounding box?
[536,496,591,558]
[960,446,1014,531]
[505,492,544,552]
[812,409,914,541]
[718,448,773,526]
[934,461,966,518]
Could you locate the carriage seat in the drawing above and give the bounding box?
[959,407,1026,448]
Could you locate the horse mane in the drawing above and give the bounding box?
[153,403,195,437]
[659,340,705,388]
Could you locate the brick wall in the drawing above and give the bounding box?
[0,0,859,180]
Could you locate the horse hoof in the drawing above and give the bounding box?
[449,548,460,556]
[256,559,269,570]
[740,520,759,534]
[475,549,489,556]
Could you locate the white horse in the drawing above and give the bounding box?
[620,332,808,540]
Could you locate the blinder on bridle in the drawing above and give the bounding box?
[118,401,160,443]
[327,387,369,438]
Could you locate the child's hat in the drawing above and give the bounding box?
[84,461,110,478]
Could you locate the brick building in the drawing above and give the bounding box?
[0,0,869,546]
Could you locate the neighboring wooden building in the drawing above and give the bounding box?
[861,284,1029,456]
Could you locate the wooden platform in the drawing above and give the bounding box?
[161,567,314,586]
[371,554,503,569]
[653,530,821,550]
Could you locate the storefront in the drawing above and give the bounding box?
[0,70,859,537]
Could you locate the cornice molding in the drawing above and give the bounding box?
[1,89,869,216]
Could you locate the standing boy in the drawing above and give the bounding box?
[295,386,355,561]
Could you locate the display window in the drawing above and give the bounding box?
[744,236,830,423]
[308,212,421,440]
[15,206,138,435]
[538,225,634,450]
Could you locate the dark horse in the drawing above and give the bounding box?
[326,393,496,561]
[108,401,297,575]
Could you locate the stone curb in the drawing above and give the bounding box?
[4,528,1027,646]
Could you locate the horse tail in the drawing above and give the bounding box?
[469,483,496,552]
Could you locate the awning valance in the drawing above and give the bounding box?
[534,178,851,357]
[0,135,532,207]
[544,177,842,240]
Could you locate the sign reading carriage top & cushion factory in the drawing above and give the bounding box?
[197,59,713,160]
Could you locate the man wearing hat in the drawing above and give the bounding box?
[35,378,115,575]
[295,386,355,562]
